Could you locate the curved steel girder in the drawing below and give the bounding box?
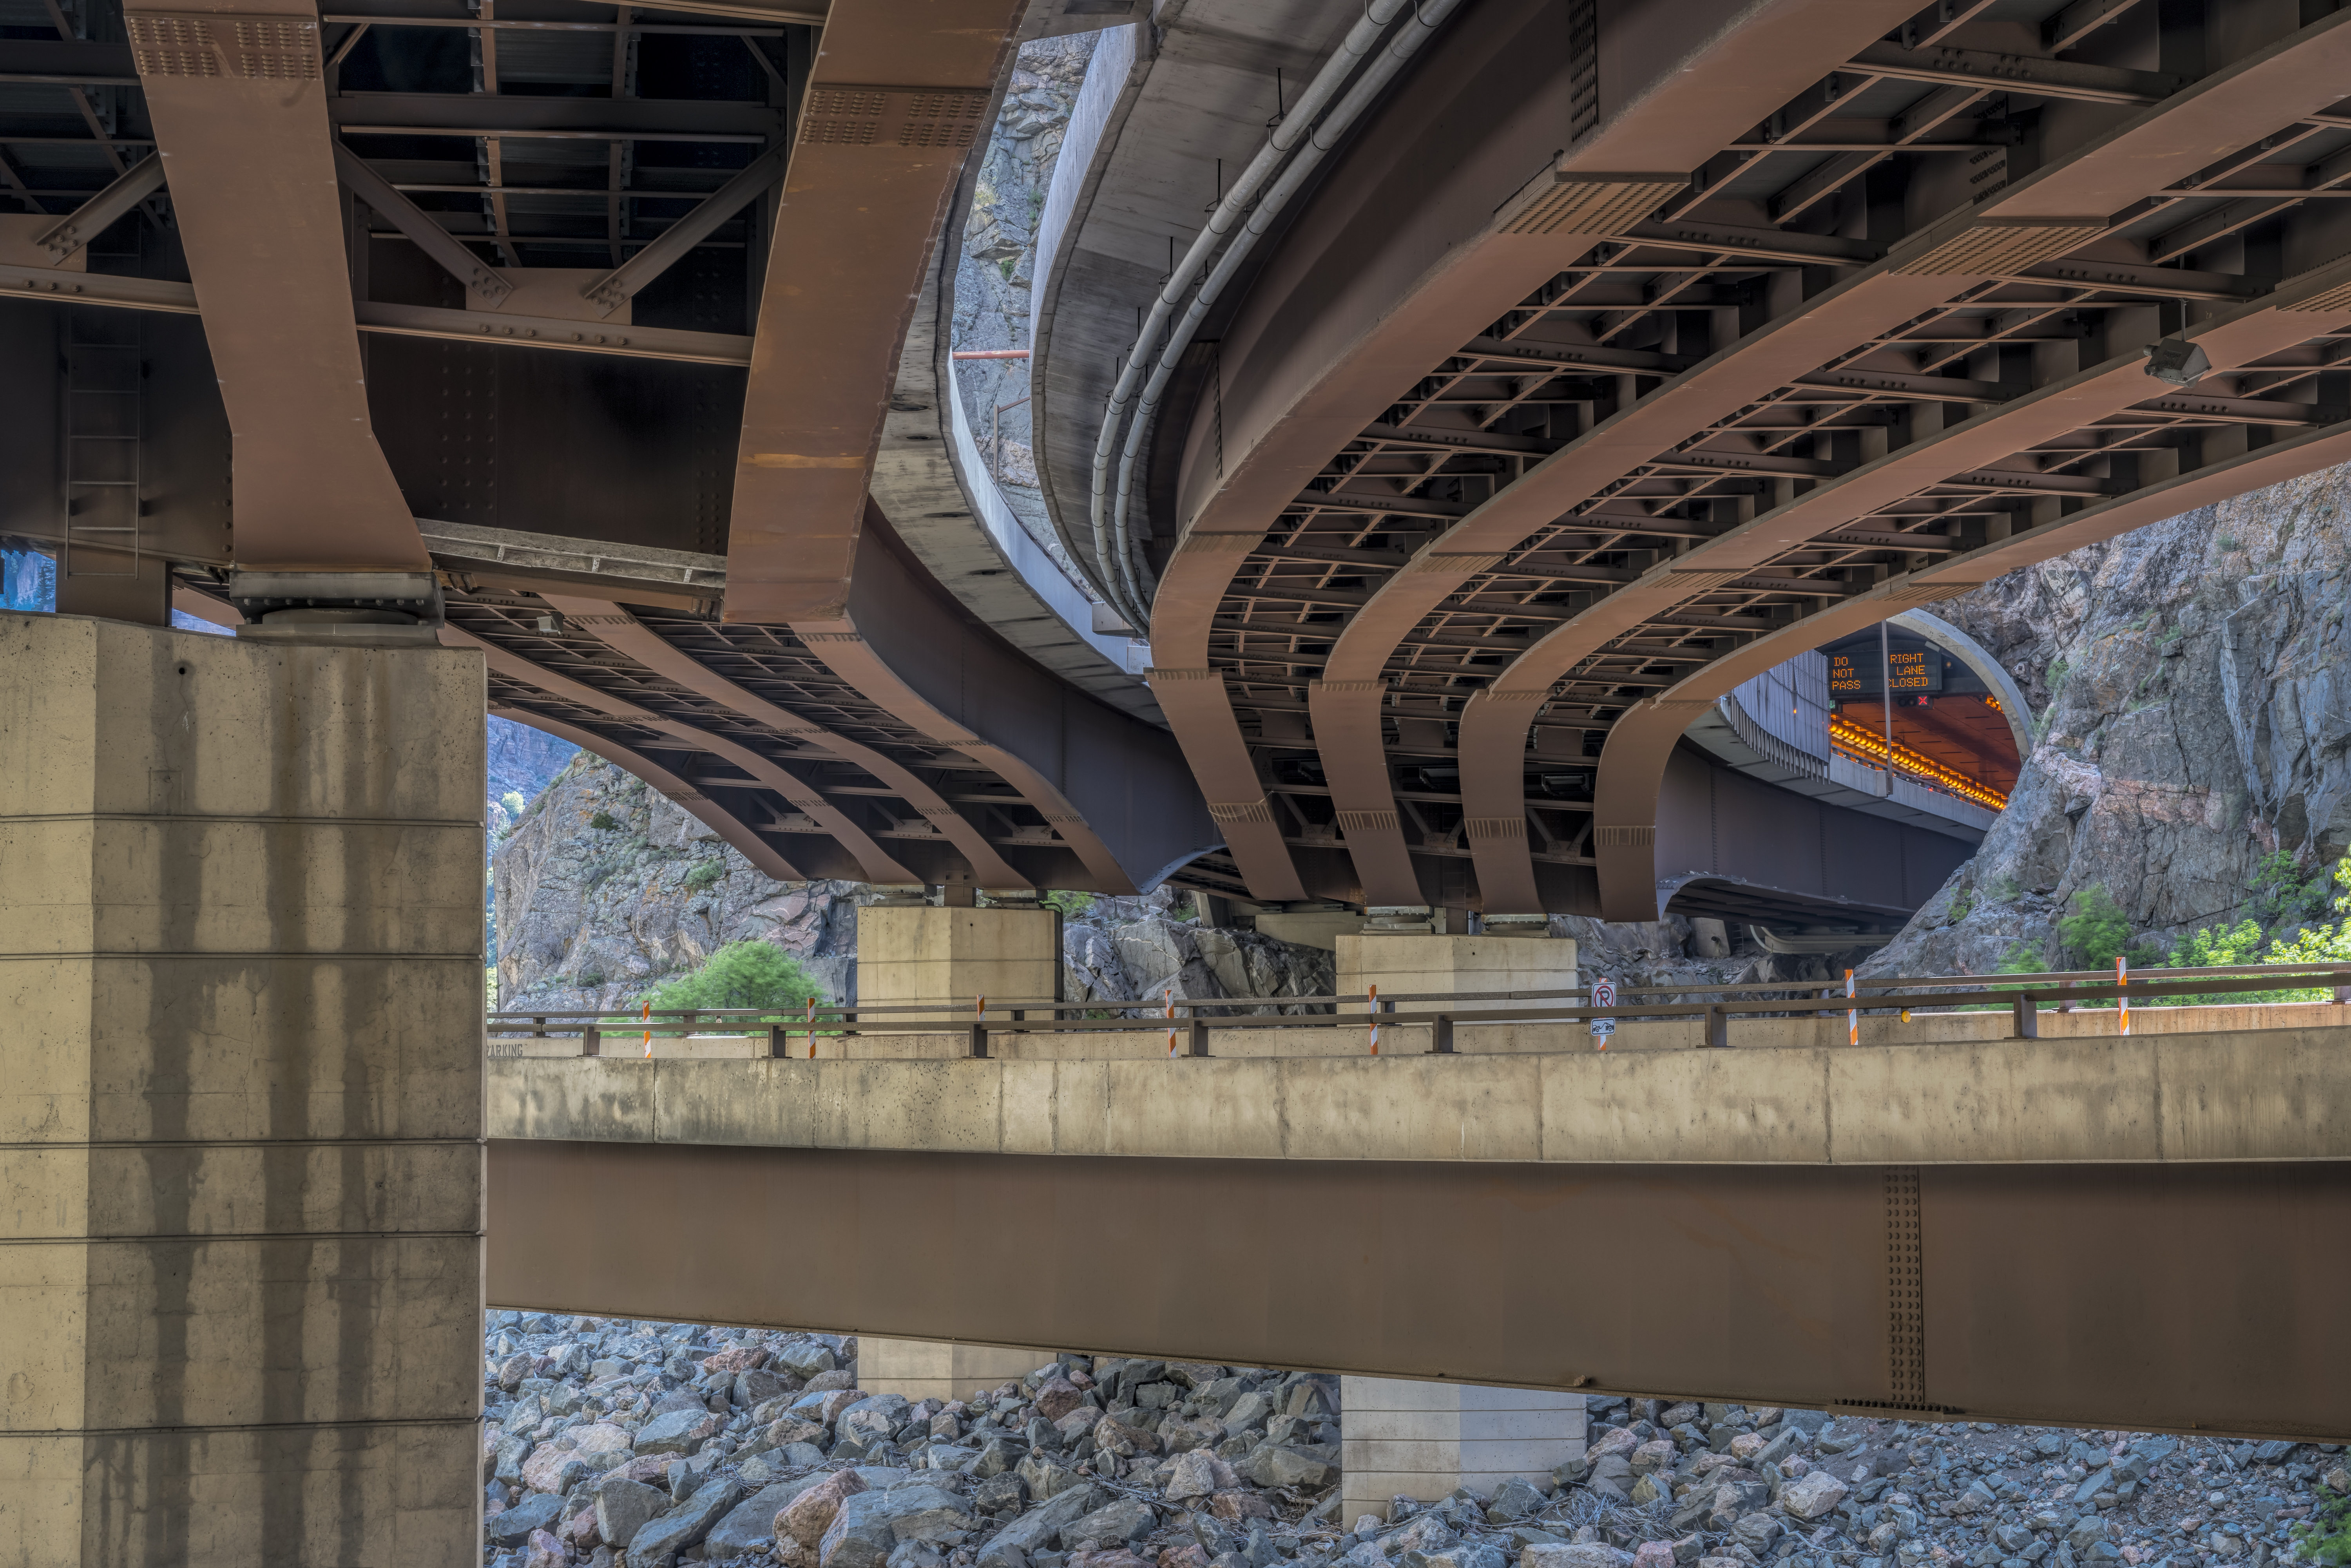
[539,593,1027,889]
[1320,3,2351,912]
[489,705,806,884]
[123,0,427,572]
[1510,252,2351,919]
[1147,0,1925,905]
[1590,413,2351,922]
[787,507,1218,895]
[440,623,911,884]
[721,0,1023,624]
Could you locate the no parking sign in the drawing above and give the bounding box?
[1590,977,1616,1044]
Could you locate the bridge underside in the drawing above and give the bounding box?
[487,1139,2351,1440]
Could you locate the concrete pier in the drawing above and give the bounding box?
[1340,1379,1585,1523]
[0,613,485,1565]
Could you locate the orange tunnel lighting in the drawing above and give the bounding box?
[1829,714,2010,810]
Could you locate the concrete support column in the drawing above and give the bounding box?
[857,1339,1058,1403]
[1336,932,1578,1014]
[0,613,485,1564]
[854,903,1060,1024]
[1339,1379,1585,1523]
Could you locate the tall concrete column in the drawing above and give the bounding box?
[1336,932,1578,1014]
[1340,1380,1585,1523]
[854,902,1060,1025]
[0,612,485,1565]
[857,1340,1058,1403]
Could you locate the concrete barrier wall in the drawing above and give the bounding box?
[486,1023,2351,1164]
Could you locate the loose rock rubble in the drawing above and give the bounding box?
[480,1314,1344,1568]
[1543,1398,2342,1568]
[481,1318,2346,1568]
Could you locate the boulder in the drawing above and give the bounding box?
[1034,1378,1085,1423]
[523,1527,568,1568]
[979,1481,1107,1568]
[1238,1443,1337,1490]
[820,1490,905,1568]
[703,1346,771,1375]
[1018,1454,1087,1501]
[633,1408,723,1457]
[595,1479,665,1554]
[520,1445,591,1497]
[1780,1471,1849,1521]
[1165,1450,1222,1501]
[1064,1496,1156,1549]
[1523,1546,1633,1568]
[781,1469,871,1546]
[487,1492,567,1548]
[883,1485,980,1544]
[627,1477,744,1568]
[706,1477,828,1559]
[775,1342,839,1378]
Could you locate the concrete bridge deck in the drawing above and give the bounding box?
[485,1018,2351,1441]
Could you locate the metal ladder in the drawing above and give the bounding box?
[61,330,142,579]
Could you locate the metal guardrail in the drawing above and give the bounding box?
[486,962,2351,1059]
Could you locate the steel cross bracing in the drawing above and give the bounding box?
[1156,0,2351,921]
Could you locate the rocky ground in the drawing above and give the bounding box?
[479,1317,2345,1568]
[1870,463,2351,976]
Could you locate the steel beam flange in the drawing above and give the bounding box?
[226,569,446,636]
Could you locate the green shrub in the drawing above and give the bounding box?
[683,860,725,892]
[2056,884,2160,973]
[589,810,618,831]
[2249,849,2329,929]
[2293,1485,2351,1567]
[642,940,826,1016]
[1041,889,1094,918]
[1945,889,1973,924]
[501,790,527,819]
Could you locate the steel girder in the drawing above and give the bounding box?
[1150,0,2351,919]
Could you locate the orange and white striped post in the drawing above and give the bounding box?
[1368,984,1379,1056]
[1846,969,1857,1047]
[1165,987,1177,1057]
[642,999,652,1059]
[2117,956,2129,1035]
[805,996,817,1059]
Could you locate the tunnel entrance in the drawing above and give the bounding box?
[1822,629,2021,809]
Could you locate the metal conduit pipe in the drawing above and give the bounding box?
[1104,0,1466,625]
[1082,0,1429,624]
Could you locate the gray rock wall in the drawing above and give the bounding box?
[1872,463,2351,976]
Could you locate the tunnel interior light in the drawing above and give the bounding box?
[1829,714,2009,810]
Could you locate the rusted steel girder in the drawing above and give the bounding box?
[1204,0,2351,912]
[1462,9,2351,918]
[1146,0,1923,905]
[714,0,1210,896]
[538,593,1027,889]
[1590,269,2351,918]
[122,0,426,572]
[487,707,804,883]
[443,623,920,884]
[486,1139,2351,1439]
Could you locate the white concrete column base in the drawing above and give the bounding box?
[1336,933,1578,1015]
[858,1338,1060,1403]
[1340,1378,1585,1523]
[855,904,1060,1026]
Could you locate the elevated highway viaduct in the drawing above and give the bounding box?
[482,1018,2351,1439]
[11,0,2351,1557]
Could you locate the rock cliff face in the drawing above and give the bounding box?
[1872,464,2351,976]
[491,755,1333,1014]
[950,33,1096,581]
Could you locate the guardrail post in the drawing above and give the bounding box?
[1189,1016,1210,1056]
[2336,985,2349,1006]
[1429,1014,1454,1054]
[531,1014,547,1038]
[1705,1005,1728,1049]
[969,1021,988,1058]
[2012,993,2039,1039]
[766,1023,787,1058]
[582,1025,601,1057]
